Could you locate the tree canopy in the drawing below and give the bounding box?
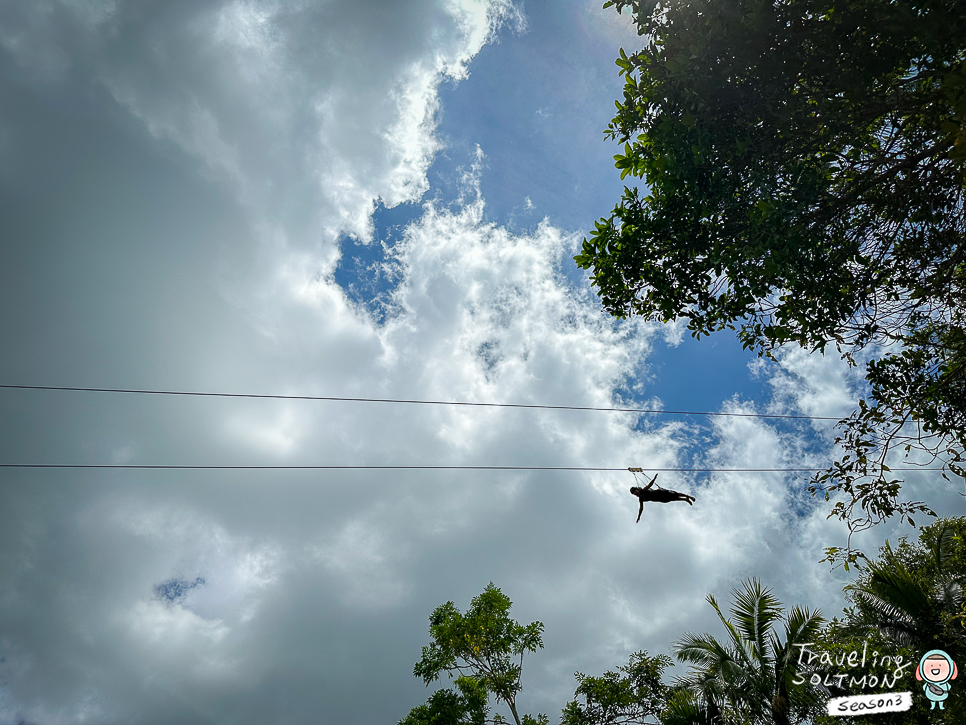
[561,650,672,725]
[816,517,966,723]
[401,583,548,725]
[403,540,966,725]
[577,0,966,565]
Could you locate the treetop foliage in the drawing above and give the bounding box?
[670,579,826,725]
[579,0,966,566]
[403,524,966,724]
[561,650,672,725]
[403,583,547,725]
[818,517,966,722]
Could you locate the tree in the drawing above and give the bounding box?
[561,650,672,725]
[827,517,966,722]
[401,583,548,725]
[844,518,966,653]
[670,579,826,724]
[808,626,924,725]
[399,676,490,725]
[577,0,966,567]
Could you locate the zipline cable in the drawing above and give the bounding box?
[0,384,842,421]
[0,464,945,471]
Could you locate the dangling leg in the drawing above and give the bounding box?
[670,491,695,506]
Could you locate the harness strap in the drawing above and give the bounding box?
[630,470,668,491]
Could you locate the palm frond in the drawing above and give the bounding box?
[866,567,934,616]
[935,519,955,573]
[729,579,782,664]
[672,580,824,725]
[849,564,939,646]
[674,632,738,669]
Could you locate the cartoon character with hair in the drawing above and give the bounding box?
[916,649,958,710]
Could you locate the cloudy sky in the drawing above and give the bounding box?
[0,1,962,723]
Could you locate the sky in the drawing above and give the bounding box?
[0,1,962,724]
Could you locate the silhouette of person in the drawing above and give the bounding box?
[629,473,695,522]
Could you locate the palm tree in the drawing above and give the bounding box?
[665,579,825,725]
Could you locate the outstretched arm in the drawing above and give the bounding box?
[636,499,644,523]
[643,473,657,491]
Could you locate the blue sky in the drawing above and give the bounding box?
[336,1,769,415]
[0,2,961,724]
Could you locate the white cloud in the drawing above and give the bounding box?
[0,0,523,246]
[582,0,644,49]
[223,404,310,457]
[307,518,413,609]
[763,345,864,423]
[100,0,523,249]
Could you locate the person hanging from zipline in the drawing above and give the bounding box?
[628,469,694,523]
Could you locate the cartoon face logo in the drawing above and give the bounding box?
[916,649,958,710]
